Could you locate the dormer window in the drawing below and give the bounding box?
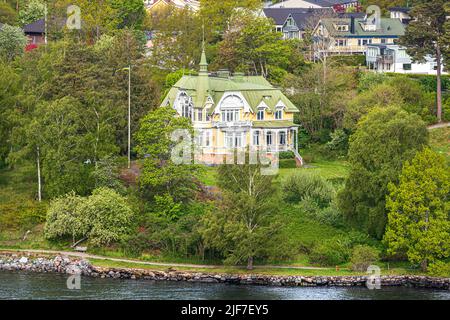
[257,109,265,121]
[275,108,283,120]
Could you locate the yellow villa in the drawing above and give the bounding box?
[161,49,303,165]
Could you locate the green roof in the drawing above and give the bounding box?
[252,120,299,128]
[321,18,405,37]
[161,74,298,114]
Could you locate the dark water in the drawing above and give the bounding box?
[0,271,449,300]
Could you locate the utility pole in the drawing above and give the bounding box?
[44,1,48,45]
[37,146,42,202]
[127,65,131,169]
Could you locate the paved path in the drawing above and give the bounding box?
[428,122,450,130]
[0,249,327,271]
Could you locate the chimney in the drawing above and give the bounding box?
[350,16,356,34]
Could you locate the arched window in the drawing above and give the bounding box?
[178,93,193,119]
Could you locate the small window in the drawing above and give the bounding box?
[403,64,412,71]
[253,131,260,146]
[257,109,265,121]
[266,132,273,146]
[279,132,286,145]
[275,109,283,120]
[197,109,203,121]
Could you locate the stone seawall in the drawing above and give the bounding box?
[1,253,449,290]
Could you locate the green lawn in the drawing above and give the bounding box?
[199,159,350,187]
[429,126,450,162]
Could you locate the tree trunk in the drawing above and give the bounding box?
[436,46,442,123]
[37,146,42,202]
[421,259,428,272]
[247,256,254,270]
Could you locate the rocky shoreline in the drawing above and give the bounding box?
[1,253,449,290]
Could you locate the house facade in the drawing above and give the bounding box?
[366,44,448,75]
[145,0,200,12]
[269,0,359,11]
[161,49,303,165]
[313,16,405,56]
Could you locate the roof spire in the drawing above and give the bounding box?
[199,23,208,74]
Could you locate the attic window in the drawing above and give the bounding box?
[334,24,349,32]
[263,95,272,100]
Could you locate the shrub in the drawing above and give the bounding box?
[44,188,135,246]
[428,261,450,277]
[279,159,297,169]
[309,238,351,266]
[282,171,335,207]
[279,151,295,159]
[350,245,380,272]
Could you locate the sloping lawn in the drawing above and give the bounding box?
[429,126,450,162]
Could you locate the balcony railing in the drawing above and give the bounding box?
[212,121,253,129]
[376,55,394,64]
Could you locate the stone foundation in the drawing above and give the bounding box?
[0,253,449,290]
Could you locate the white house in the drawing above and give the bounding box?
[366,44,447,75]
[269,0,359,10]
[388,7,411,24]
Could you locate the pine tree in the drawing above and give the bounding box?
[384,148,450,271]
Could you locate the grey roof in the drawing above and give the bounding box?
[23,19,45,34]
[302,0,357,6]
[263,8,332,25]
[388,7,411,13]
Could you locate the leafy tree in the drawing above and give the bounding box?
[45,188,134,246]
[18,0,45,26]
[350,245,380,272]
[78,187,134,246]
[199,0,262,41]
[149,7,203,71]
[384,148,450,271]
[110,0,146,29]
[0,2,18,25]
[200,161,289,270]
[284,65,358,138]
[217,11,294,79]
[0,24,27,61]
[44,192,88,245]
[134,106,200,204]
[0,63,20,167]
[338,107,429,238]
[400,0,448,122]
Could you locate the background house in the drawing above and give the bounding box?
[145,0,200,12]
[268,0,360,12]
[366,44,447,75]
[23,19,45,45]
[314,16,405,57]
[388,7,411,24]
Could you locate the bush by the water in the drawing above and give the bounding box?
[428,261,450,277]
[350,245,380,272]
[45,188,135,246]
[309,238,351,266]
[282,172,335,207]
